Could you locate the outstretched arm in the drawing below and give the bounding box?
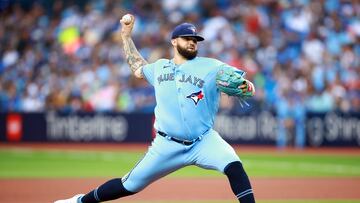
[120,14,148,78]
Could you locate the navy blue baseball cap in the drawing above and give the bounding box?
[171,23,204,41]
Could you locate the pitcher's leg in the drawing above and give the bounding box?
[81,135,186,203]
[191,130,255,203]
[122,135,187,192]
[224,161,255,203]
[81,178,134,203]
[192,130,240,171]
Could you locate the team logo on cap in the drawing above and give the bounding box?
[189,27,196,33]
[187,90,204,105]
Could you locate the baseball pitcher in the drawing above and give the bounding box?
[55,14,256,203]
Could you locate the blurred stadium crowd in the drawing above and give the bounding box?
[0,0,359,114]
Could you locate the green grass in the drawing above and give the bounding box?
[0,149,140,177]
[0,148,360,178]
[240,153,360,177]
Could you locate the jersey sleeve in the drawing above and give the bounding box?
[142,62,156,86]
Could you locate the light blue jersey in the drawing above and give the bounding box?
[122,57,243,193]
[142,57,243,140]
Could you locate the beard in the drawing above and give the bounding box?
[176,44,197,60]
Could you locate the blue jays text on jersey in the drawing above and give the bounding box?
[157,73,205,88]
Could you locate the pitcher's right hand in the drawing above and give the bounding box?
[120,14,135,38]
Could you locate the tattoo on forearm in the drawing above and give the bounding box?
[122,37,148,74]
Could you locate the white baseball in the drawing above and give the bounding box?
[122,14,132,25]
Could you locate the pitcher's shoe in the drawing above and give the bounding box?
[54,194,84,203]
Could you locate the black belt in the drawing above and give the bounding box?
[157,131,201,146]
